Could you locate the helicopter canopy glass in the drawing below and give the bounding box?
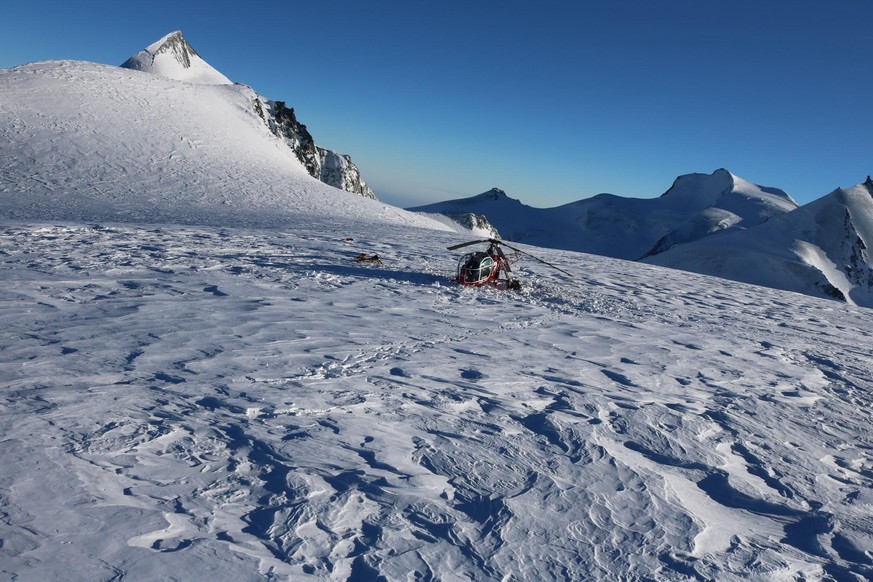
[457,252,494,284]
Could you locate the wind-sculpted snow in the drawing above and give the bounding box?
[2,217,873,581]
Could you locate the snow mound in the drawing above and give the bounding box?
[0,59,449,232]
[120,30,232,85]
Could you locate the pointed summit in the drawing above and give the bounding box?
[121,31,232,85]
[484,187,507,199]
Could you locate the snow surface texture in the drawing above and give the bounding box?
[120,30,232,86]
[2,216,873,581]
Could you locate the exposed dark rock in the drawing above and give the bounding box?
[259,99,376,199]
[267,101,321,179]
[317,147,376,199]
[445,213,499,238]
[819,282,847,302]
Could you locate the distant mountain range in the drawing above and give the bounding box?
[410,171,873,307]
[646,178,873,307]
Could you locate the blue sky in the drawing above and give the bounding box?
[2,0,872,207]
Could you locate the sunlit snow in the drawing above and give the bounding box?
[2,217,872,580]
[2,50,873,581]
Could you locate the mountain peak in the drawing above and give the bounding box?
[660,169,736,205]
[147,31,195,65]
[121,31,232,85]
[482,187,507,200]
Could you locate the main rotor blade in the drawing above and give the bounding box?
[447,239,488,250]
[498,241,575,278]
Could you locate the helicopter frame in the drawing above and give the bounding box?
[448,238,571,289]
[455,246,518,289]
[447,238,573,289]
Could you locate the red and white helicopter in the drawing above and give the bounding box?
[448,238,573,290]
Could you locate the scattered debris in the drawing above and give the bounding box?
[354,253,381,264]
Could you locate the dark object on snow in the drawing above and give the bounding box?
[354,253,381,264]
[447,238,570,290]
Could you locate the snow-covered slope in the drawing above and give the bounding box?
[409,170,797,260]
[2,216,872,580]
[120,30,232,85]
[0,59,440,230]
[643,170,798,257]
[645,180,873,307]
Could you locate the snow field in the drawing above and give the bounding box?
[2,217,872,580]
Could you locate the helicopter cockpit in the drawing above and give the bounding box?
[457,251,495,285]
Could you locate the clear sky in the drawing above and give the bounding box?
[2,0,872,207]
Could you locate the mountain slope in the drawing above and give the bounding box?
[120,30,232,85]
[409,170,797,260]
[0,59,429,229]
[120,30,376,201]
[642,170,798,257]
[645,180,873,307]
